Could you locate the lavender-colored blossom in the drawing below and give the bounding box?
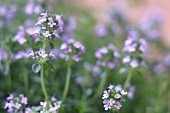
[94,24,107,37]
[102,84,127,111]
[75,76,84,84]
[59,39,85,62]
[127,85,135,99]
[13,51,28,61]
[122,35,147,68]
[13,25,27,45]
[34,11,64,40]
[28,49,56,62]
[95,44,119,69]
[0,48,8,61]
[24,0,42,15]
[23,96,61,113]
[140,9,163,40]
[130,60,139,68]
[4,93,28,113]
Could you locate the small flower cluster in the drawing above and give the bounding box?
[28,49,56,62]
[0,4,17,28]
[95,44,120,69]
[13,25,27,45]
[94,24,107,37]
[122,37,147,68]
[0,48,8,61]
[24,0,42,15]
[102,84,127,110]
[60,39,85,62]
[62,16,76,40]
[26,97,61,113]
[140,9,163,41]
[35,11,64,40]
[83,62,101,76]
[4,94,28,113]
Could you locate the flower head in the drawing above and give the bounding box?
[102,84,127,111]
[35,11,64,40]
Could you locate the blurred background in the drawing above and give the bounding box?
[73,0,170,45]
[0,0,170,113]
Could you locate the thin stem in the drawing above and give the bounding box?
[7,73,11,90]
[123,68,133,90]
[88,72,107,104]
[41,41,49,105]
[24,70,29,94]
[43,40,46,50]
[62,63,71,102]
[41,64,49,105]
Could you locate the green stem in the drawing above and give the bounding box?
[89,72,107,104]
[7,73,11,90]
[41,40,49,105]
[41,64,49,105]
[24,70,29,94]
[123,68,133,90]
[62,63,71,102]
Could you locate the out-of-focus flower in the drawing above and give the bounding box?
[59,39,85,62]
[27,98,61,113]
[4,94,28,113]
[122,32,147,68]
[94,24,107,37]
[0,48,8,61]
[95,44,119,69]
[102,84,127,111]
[140,9,163,41]
[13,25,27,45]
[24,0,42,15]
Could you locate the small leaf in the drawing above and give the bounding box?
[5,36,13,46]
[32,63,41,73]
[49,42,54,49]
[35,40,43,46]
[46,62,54,71]
[119,68,128,74]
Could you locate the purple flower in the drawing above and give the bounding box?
[0,48,8,61]
[28,49,56,62]
[94,24,107,37]
[35,11,64,40]
[102,84,127,111]
[95,44,119,69]
[140,9,163,40]
[108,84,114,90]
[59,39,85,62]
[4,94,28,112]
[75,76,84,84]
[13,25,27,45]
[130,60,139,68]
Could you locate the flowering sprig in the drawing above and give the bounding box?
[28,11,64,107]
[60,38,85,62]
[4,94,28,113]
[122,37,147,68]
[35,11,64,40]
[102,84,127,111]
[29,49,56,63]
[26,97,61,113]
[95,43,120,69]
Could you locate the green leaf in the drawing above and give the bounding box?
[119,68,128,74]
[5,36,13,46]
[46,62,54,71]
[35,40,43,47]
[49,42,54,49]
[32,63,41,73]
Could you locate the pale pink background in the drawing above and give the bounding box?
[73,0,170,46]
